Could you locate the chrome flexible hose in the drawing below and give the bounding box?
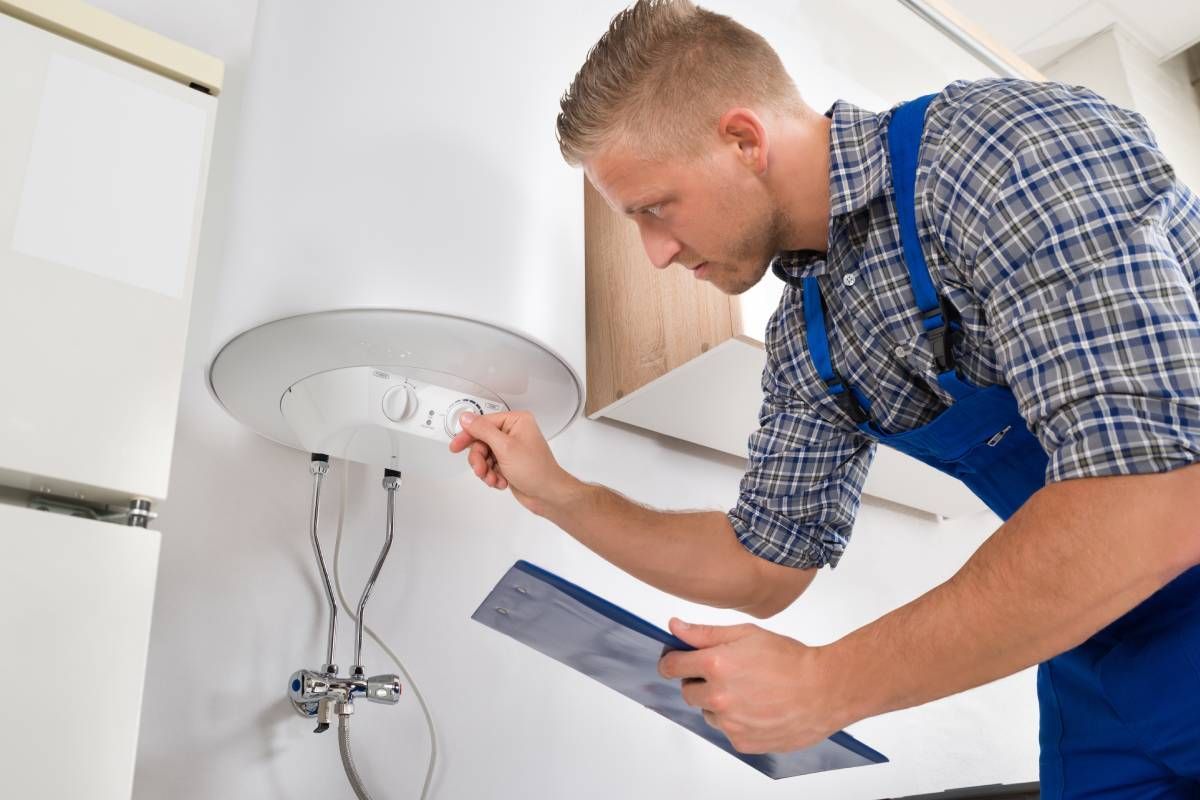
[338,713,374,800]
[309,457,338,671]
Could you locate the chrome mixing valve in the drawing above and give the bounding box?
[289,669,402,731]
[287,455,404,733]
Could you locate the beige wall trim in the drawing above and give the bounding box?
[0,0,223,94]
[898,0,1045,82]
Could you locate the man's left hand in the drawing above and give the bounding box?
[657,618,847,754]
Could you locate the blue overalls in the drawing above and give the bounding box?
[790,94,1200,797]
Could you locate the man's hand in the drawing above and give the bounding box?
[657,618,846,754]
[447,410,580,517]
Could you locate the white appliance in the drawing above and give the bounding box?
[0,2,222,798]
[205,1,585,471]
[200,5,587,795]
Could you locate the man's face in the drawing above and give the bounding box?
[584,141,786,295]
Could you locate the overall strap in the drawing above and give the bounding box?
[803,275,872,424]
[886,93,961,374]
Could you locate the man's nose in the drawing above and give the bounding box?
[639,225,683,271]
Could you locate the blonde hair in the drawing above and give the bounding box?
[556,0,804,166]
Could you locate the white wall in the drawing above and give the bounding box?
[79,2,1038,798]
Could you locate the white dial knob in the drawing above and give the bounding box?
[444,399,482,437]
[382,384,417,422]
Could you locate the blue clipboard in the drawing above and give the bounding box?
[471,560,888,779]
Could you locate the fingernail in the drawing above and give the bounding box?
[460,412,476,425]
[676,619,690,629]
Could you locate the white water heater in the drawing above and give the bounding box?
[207,1,592,470]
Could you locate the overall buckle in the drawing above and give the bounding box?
[825,376,869,425]
[922,295,961,373]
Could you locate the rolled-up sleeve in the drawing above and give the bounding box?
[963,85,1200,484]
[727,301,876,569]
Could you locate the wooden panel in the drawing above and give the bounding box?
[584,177,734,415]
[729,288,747,339]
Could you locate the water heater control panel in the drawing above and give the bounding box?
[367,369,506,441]
[279,365,510,469]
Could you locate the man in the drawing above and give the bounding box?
[447,0,1200,795]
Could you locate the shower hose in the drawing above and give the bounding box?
[339,712,374,800]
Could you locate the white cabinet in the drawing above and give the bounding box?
[0,3,221,798]
[0,504,161,800]
[0,5,219,505]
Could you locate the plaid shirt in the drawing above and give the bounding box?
[726,78,1200,570]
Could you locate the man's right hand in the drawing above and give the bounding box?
[447,410,580,517]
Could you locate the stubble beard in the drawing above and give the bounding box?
[717,205,790,295]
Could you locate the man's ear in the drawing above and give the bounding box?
[717,107,768,173]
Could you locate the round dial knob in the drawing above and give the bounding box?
[444,399,483,437]
[381,384,417,422]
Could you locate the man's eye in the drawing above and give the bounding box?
[643,204,664,218]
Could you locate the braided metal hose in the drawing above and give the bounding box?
[338,713,374,800]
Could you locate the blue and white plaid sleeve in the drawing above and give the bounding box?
[726,298,876,570]
[948,83,1200,483]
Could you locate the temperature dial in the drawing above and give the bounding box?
[444,399,483,437]
[382,384,418,422]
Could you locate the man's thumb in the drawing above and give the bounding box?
[669,618,756,648]
[459,412,506,450]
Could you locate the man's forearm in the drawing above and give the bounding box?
[826,463,1200,728]
[538,480,766,614]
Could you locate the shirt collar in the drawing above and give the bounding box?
[770,99,890,284]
